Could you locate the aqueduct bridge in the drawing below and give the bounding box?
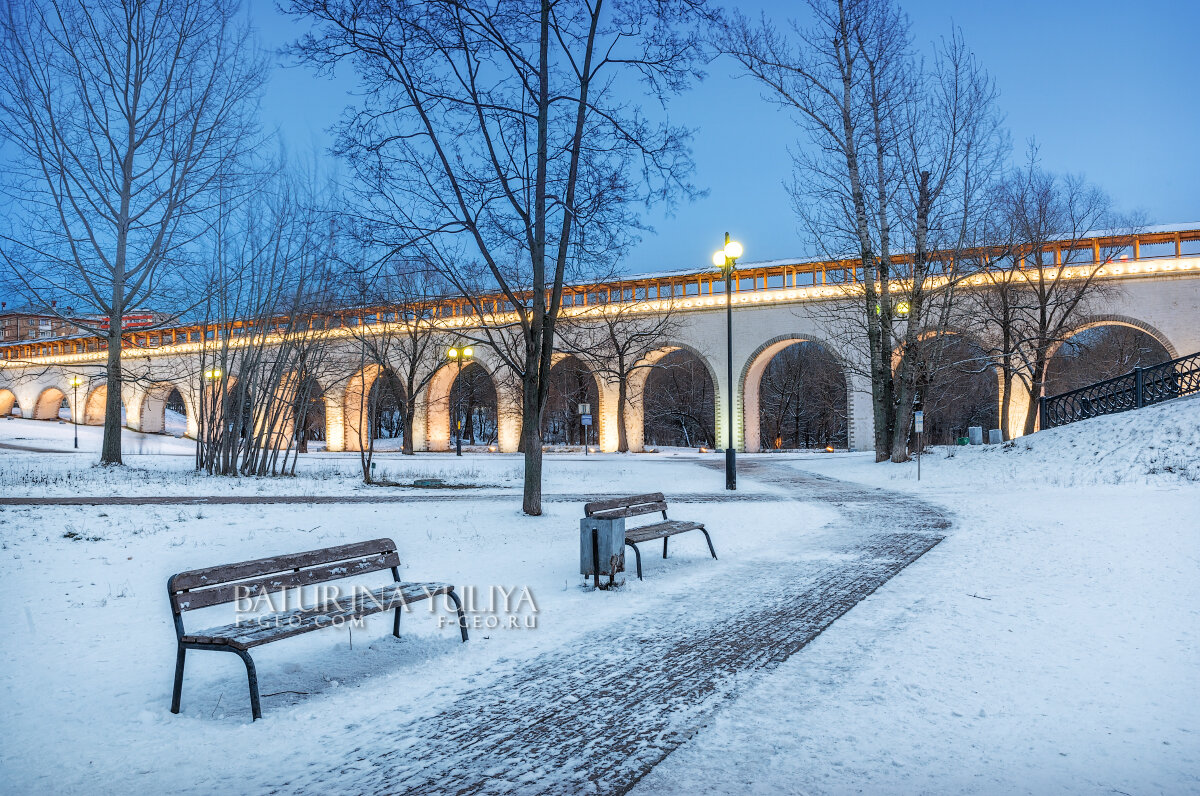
[3,226,1198,453]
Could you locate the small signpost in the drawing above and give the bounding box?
[914,410,924,481]
[579,403,591,455]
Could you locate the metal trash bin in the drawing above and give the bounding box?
[580,517,625,589]
[968,426,983,445]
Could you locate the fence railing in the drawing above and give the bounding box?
[1040,350,1200,429]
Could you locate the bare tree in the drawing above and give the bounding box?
[723,0,908,460]
[970,151,1131,436]
[286,0,708,514]
[885,29,1005,461]
[339,256,455,473]
[725,2,1004,462]
[0,0,264,465]
[196,176,338,477]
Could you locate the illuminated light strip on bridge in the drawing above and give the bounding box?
[4,227,1200,366]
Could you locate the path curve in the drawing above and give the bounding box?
[205,458,952,795]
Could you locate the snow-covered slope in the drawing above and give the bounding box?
[786,393,1200,489]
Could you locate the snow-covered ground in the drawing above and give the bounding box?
[634,397,1200,795]
[0,396,1197,794]
[0,415,753,498]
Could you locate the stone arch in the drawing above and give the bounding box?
[631,341,719,451]
[427,359,496,452]
[1052,314,1178,360]
[740,334,852,453]
[0,388,17,417]
[342,363,407,453]
[449,361,499,448]
[291,373,330,452]
[1044,319,1175,399]
[542,352,602,446]
[138,382,194,436]
[32,386,67,421]
[890,329,1001,444]
[83,383,110,425]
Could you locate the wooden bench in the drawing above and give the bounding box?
[583,492,717,580]
[167,537,467,720]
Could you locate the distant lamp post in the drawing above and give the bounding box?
[69,376,85,449]
[203,368,222,381]
[712,232,743,491]
[895,300,911,316]
[447,345,474,456]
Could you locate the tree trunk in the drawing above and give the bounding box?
[100,326,123,465]
[616,376,629,452]
[402,397,416,455]
[1023,351,1049,436]
[521,379,544,515]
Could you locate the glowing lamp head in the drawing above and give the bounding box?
[447,347,459,360]
[712,250,727,267]
[462,346,473,359]
[723,240,743,260]
[895,300,911,316]
[203,368,222,380]
[69,376,85,388]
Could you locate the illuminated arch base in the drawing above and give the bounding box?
[739,334,854,453]
[421,353,522,454]
[627,342,719,453]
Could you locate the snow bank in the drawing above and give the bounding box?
[778,393,1200,489]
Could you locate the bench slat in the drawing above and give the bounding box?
[589,502,668,520]
[584,492,666,517]
[170,538,399,592]
[172,552,400,613]
[625,520,704,544]
[183,582,454,650]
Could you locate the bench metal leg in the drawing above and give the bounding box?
[663,537,669,559]
[233,648,262,721]
[626,541,643,580]
[446,590,469,642]
[171,646,186,714]
[700,528,718,560]
[393,606,402,638]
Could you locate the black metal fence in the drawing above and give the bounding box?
[1040,350,1200,429]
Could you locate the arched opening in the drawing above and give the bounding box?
[367,369,407,451]
[32,387,68,421]
[642,349,715,449]
[449,362,498,447]
[0,388,17,417]
[541,354,600,446]
[292,377,326,452]
[84,384,109,425]
[165,388,189,435]
[756,341,848,450]
[901,335,999,446]
[1045,325,1172,396]
[139,383,189,435]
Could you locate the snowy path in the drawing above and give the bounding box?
[252,460,947,795]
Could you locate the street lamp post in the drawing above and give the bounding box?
[447,345,474,456]
[712,233,743,491]
[69,376,85,449]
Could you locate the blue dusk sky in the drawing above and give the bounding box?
[216,1,1200,275]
